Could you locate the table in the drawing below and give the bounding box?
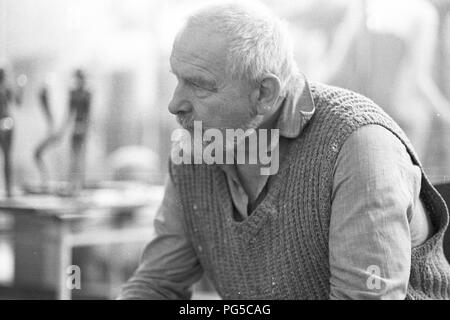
[0,182,163,300]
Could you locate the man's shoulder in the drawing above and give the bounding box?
[309,81,379,110]
[306,81,398,133]
[296,81,419,166]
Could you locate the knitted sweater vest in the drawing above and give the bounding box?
[171,82,450,299]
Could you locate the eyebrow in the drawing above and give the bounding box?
[186,75,217,89]
[170,69,218,91]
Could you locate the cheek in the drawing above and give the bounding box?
[193,96,253,128]
[224,95,255,124]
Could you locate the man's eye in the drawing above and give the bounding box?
[189,81,202,89]
[188,80,210,91]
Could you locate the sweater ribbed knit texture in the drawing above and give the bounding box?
[171,82,450,299]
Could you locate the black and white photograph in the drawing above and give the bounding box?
[0,0,450,307]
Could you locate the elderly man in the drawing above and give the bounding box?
[119,2,450,299]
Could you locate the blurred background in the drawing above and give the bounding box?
[0,0,449,299]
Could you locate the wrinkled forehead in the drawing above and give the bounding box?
[170,26,229,77]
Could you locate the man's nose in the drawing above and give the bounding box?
[168,85,193,115]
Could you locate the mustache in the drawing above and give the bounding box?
[176,114,195,130]
[175,114,263,131]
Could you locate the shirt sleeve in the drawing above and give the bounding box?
[329,124,420,300]
[117,172,203,300]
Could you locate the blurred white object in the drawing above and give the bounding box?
[107,145,160,183]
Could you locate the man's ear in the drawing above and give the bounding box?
[250,74,282,115]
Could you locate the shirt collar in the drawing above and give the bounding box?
[276,75,316,139]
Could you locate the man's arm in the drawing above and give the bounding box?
[118,174,203,300]
[329,124,431,300]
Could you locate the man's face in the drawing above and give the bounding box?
[169,26,260,133]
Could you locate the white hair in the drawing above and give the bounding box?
[185,1,299,95]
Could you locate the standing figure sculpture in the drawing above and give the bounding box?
[0,68,22,197]
[67,70,91,194]
[33,85,59,188]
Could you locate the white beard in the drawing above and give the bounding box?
[171,114,266,165]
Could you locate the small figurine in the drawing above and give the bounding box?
[67,69,91,194]
[0,67,23,197]
[33,85,60,187]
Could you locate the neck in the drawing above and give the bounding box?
[232,97,284,169]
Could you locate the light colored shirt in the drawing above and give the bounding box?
[119,79,433,300]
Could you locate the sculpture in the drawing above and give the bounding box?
[67,69,91,194]
[0,68,23,197]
